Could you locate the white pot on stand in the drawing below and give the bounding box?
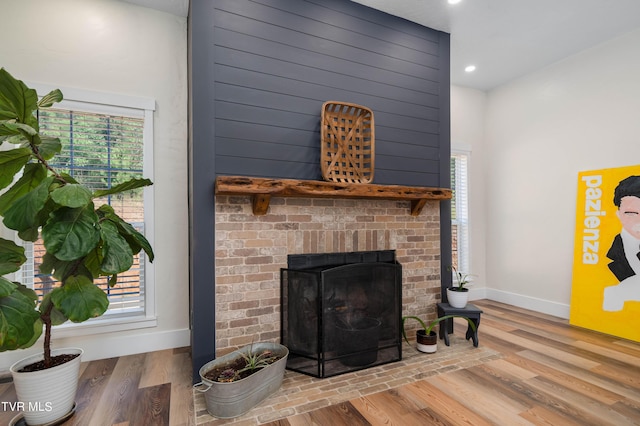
[447,287,469,309]
[10,347,83,425]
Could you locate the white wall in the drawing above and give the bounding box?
[451,86,488,302]
[482,28,640,318]
[0,0,189,368]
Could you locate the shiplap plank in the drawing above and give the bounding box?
[215,0,440,64]
[213,63,439,117]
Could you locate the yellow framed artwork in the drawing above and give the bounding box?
[570,164,640,342]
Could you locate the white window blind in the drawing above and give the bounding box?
[451,152,470,273]
[21,108,147,315]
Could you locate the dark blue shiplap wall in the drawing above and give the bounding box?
[212,0,449,186]
[189,0,451,381]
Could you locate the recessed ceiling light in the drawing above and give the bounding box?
[448,0,462,4]
[465,65,476,73]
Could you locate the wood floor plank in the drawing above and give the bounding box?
[590,364,640,391]
[613,339,640,354]
[502,353,625,406]
[572,340,640,367]
[400,380,493,426]
[169,350,195,426]
[287,402,371,425]
[139,349,173,389]
[461,366,545,413]
[262,419,292,426]
[88,353,146,425]
[481,316,521,332]
[429,370,534,425]
[480,358,538,381]
[517,349,640,403]
[483,326,601,369]
[610,397,640,421]
[67,357,119,426]
[400,407,454,426]
[512,328,640,371]
[524,375,637,426]
[519,406,585,426]
[128,382,171,426]
[475,327,528,355]
[481,302,612,345]
[348,388,422,426]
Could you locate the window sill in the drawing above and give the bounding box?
[51,314,158,339]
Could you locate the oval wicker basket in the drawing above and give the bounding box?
[321,101,374,184]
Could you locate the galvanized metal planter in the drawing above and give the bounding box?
[194,342,289,419]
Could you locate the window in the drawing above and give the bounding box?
[14,85,156,325]
[451,151,470,273]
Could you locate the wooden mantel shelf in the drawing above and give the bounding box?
[215,176,452,216]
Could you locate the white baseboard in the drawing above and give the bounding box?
[468,287,487,301]
[0,328,190,371]
[483,288,570,319]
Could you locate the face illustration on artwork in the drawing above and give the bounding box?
[617,195,640,239]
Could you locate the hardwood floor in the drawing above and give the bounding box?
[275,300,640,426]
[1,300,639,425]
[0,347,194,426]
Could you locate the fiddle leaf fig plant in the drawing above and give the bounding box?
[0,68,154,367]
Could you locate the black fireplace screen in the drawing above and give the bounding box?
[281,250,402,378]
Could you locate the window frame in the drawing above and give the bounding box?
[451,148,471,275]
[12,82,157,337]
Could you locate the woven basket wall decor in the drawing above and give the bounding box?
[321,101,375,184]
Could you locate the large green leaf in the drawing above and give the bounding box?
[0,281,41,351]
[99,209,154,262]
[40,294,68,326]
[42,204,100,261]
[0,238,26,275]
[0,133,28,146]
[99,220,133,274]
[18,319,43,350]
[0,277,17,298]
[0,163,47,215]
[50,275,109,322]
[83,248,102,279]
[58,173,79,185]
[14,282,38,302]
[39,252,94,282]
[0,68,38,122]
[51,184,92,208]
[0,147,31,191]
[93,178,153,198]
[0,121,36,137]
[37,89,63,109]
[3,176,53,236]
[37,136,62,160]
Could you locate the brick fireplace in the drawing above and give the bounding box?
[214,194,442,355]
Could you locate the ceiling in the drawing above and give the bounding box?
[124,0,640,91]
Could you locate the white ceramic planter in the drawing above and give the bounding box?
[447,287,469,309]
[10,347,83,425]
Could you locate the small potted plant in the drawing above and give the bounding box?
[402,314,477,353]
[447,266,475,308]
[0,68,154,425]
